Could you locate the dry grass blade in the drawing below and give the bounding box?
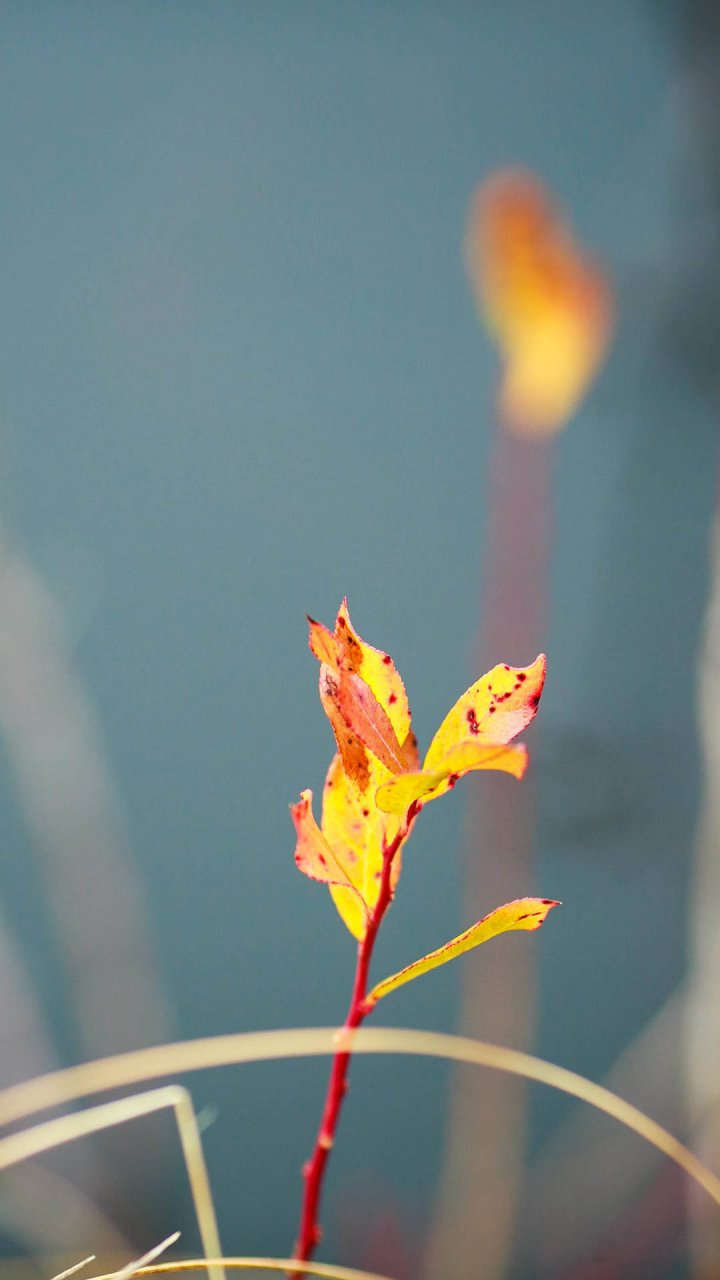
[49,1256,96,1280]
[0,1087,222,1280]
[0,1025,717,1250]
[110,1232,181,1280]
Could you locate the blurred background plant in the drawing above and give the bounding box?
[0,3,718,1279]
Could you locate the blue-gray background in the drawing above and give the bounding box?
[0,3,716,1277]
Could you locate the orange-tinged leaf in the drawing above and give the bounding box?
[334,669,407,775]
[309,602,416,788]
[307,616,339,667]
[375,740,528,815]
[400,729,420,772]
[366,897,560,1005]
[467,169,614,436]
[290,790,367,910]
[424,654,545,772]
[319,666,373,792]
[322,754,405,940]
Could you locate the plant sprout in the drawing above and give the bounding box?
[290,600,558,1266]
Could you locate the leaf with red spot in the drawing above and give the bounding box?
[425,655,545,768]
[366,898,560,1005]
[375,656,544,816]
[334,600,413,745]
[309,602,415,786]
[295,606,547,940]
[466,168,614,435]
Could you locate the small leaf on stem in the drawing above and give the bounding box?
[375,655,544,816]
[376,740,528,815]
[366,897,560,1005]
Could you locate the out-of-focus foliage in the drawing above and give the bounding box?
[467,168,614,435]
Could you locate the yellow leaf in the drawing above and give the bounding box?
[375,740,527,815]
[424,654,545,772]
[366,897,560,1005]
[322,754,404,940]
[467,169,614,436]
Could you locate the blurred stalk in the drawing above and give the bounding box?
[662,3,720,1275]
[423,430,552,1279]
[0,535,172,1060]
[687,490,720,1277]
[0,530,174,1234]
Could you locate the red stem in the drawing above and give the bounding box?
[292,803,419,1268]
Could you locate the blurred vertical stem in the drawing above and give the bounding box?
[423,429,553,1280]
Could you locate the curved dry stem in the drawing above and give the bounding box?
[0,1026,717,1216]
[87,1260,393,1280]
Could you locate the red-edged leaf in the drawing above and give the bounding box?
[290,789,367,917]
[307,616,339,666]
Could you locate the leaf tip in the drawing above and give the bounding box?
[528,898,560,929]
[308,616,339,666]
[527,652,547,686]
[289,789,312,823]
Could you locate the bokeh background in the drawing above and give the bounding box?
[0,3,718,1278]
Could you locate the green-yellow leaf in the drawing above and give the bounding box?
[375,740,528,815]
[365,897,559,1006]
